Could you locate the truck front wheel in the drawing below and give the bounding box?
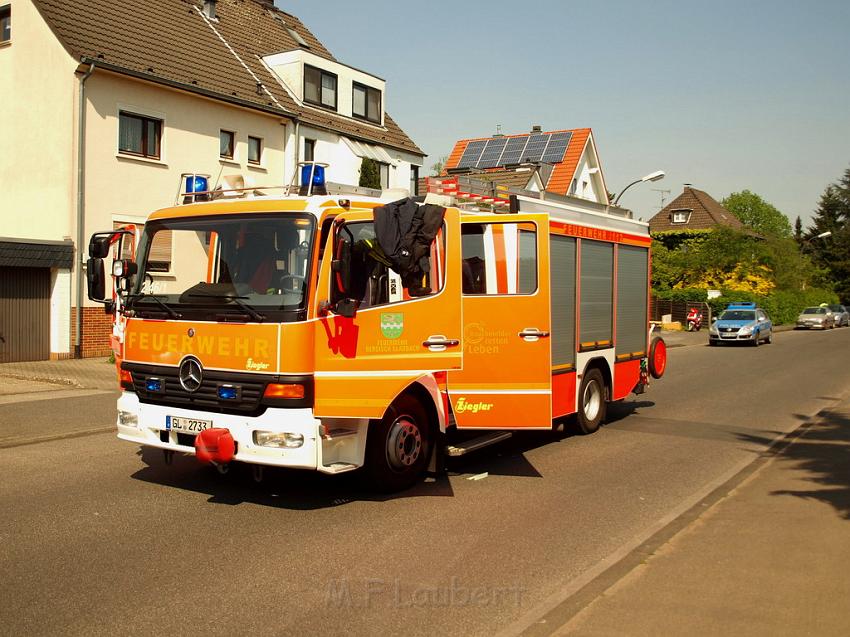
[365,394,432,492]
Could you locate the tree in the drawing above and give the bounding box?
[722,190,792,238]
[359,158,381,189]
[430,155,448,176]
[794,216,803,245]
[806,165,850,302]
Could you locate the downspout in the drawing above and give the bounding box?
[74,61,96,358]
[293,119,300,189]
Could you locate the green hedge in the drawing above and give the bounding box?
[704,288,838,325]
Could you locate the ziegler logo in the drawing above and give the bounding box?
[246,358,270,371]
[455,397,494,414]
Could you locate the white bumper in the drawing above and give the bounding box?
[116,392,367,474]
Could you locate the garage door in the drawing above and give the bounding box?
[0,267,50,363]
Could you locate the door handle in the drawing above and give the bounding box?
[519,328,550,342]
[423,335,460,352]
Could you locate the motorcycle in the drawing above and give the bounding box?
[686,307,703,332]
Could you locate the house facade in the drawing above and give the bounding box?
[443,127,609,205]
[0,0,423,361]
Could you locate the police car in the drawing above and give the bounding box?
[709,302,773,346]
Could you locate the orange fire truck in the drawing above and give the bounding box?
[87,168,666,491]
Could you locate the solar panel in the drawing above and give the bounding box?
[541,131,572,163]
[477,137,509,168]
[456,140,488,169]
[521,133,550,162]
[498,135,529,165]
[455,131,573,170]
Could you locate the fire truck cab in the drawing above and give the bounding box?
[87,170,665,491]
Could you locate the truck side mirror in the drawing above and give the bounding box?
[332,237,352,296]
[89,235,112,259]
[86,257,107,302]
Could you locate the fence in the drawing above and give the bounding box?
[650,298,711,325]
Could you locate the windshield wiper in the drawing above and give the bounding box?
[186,293,267,322]
[127,293,182,319]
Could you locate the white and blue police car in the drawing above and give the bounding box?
[709,302,773,346]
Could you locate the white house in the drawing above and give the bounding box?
[0,0,424,360]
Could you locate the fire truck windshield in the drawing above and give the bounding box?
[129,214,316,322]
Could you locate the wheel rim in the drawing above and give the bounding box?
[386,416,423,471]
[583,380,602,422]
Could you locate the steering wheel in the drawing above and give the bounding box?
[278,275,305,293]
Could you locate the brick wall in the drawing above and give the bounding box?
[71,307,113,358]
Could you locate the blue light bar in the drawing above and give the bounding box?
[186,175,209,194]
[300,164,325,189]
[726,302,756,309]
[218,385,239,400]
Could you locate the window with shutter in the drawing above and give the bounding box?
[147,230,173,272]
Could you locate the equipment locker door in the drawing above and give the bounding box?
[313,207,463,419]
[448,214,552,429]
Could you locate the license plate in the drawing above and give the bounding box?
[166,416,212,434]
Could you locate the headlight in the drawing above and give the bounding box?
[709,325,718,334]
[118,410,138,427]
[738,326,752,335]
[253,431,304,448]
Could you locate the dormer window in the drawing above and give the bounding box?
[353,82,381,124]
[671,209,691,224]
[304,65,337,110]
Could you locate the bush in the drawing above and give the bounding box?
[654,287,708,303]
[706,287,838,325]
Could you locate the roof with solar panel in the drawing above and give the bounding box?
[443,127,609,205]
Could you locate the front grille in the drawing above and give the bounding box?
[125,363,268,415]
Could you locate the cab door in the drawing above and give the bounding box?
[313,207,463,419]
[447,214,552,429]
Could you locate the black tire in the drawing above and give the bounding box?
[752,331,760,347]
[365,394,432,492]
[709,340,717,346]
[576,368,606,435]
[766,330,772,344]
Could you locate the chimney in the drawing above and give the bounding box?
[531,124,542,133]
[203,0,217,20]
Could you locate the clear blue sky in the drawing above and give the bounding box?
[279,0,850,225]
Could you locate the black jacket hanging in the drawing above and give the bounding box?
[373,197,446,295]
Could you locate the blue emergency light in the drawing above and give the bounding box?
[726,302,756,310]
[146,378,163,392]
[300,164,326,189]
[186,175,209,194]
[218,385,239,400]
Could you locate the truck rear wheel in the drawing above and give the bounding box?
[576,368,606,435]
[365,394,432,492]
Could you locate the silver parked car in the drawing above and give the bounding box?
[828,304,849,327]
[796,306,835,329]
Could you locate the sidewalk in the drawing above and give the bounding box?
[555,401,850,636]
[0,357,117,391]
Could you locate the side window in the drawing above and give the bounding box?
[461,222,537,295]
[333,221,444,309]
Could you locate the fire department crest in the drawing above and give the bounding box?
[380,313,404,339]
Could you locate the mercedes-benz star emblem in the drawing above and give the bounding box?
[179,357,203,393]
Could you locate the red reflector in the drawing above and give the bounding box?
[264,383,305,399]
[195,428,235,465]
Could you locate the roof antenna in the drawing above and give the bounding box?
[495,124,503,137]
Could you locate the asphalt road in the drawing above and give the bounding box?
[2,327,850,637]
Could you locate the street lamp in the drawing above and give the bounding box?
[613,170,666,205]
[801,230,832,253]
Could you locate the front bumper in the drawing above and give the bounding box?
[709,331,756,342]
[116,392,366,474]
[796,321,826,329]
